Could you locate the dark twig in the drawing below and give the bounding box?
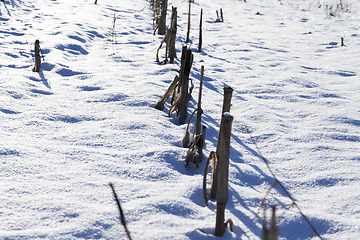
[109,183,132,240]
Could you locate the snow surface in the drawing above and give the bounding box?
[1,0,360,239]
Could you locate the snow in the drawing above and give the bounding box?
[1,0,360,239]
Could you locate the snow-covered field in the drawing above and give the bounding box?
[1,0,360,239]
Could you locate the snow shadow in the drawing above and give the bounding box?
[0,30,24,36]
[191,66,219,94]
[86,30,106,40]
[55,44,88,55]
[0,17,10,21]
[29,62,55,88]
[279,216,335,239]
[7,90,23,99]
[41,62,55,71]
[89,93,128,103]
[46,115,95,123]
[30,88,52,95]
[0,149,20,156]
[69,34,86,44]
[157,201,196,218]
[327,70,357,77]
[248,41,289,53]
[161,149,206,176]
[5,52,19,58]
[0,108,20,114]
[78,86,103,92]
[29,72,51,89]
[72,221,113,239]
[56,68,83,77]
[0,4,11,16]
[201,113,245,162]
[330,116,360,127]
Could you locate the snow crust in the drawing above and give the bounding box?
[1,0,360,239]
